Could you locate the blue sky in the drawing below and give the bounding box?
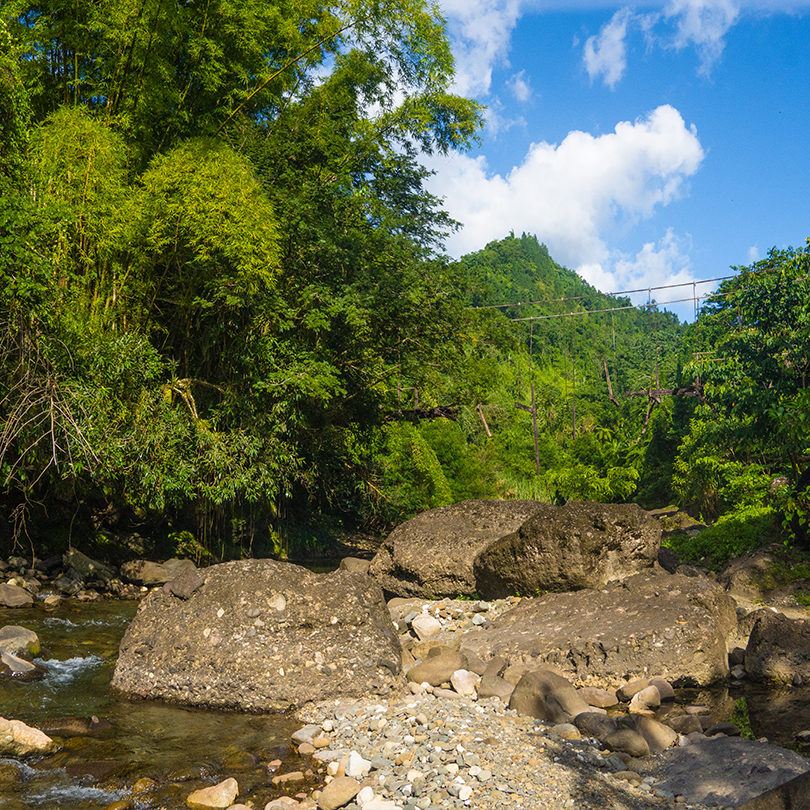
[424,0,810,319]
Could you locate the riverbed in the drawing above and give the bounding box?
[2,597,810,809]
[0,599,306,810]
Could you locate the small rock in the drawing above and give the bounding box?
[0,626,40,657]
[1,652,38,675]
[706,722,740,737]
[345,751,371,778]
[450,669,478,698]
[0,717,54,755]
[271,771,305,785]
[612,770,643,784]
[293,725,322,745]
[317,776,361,810]
[551,723,581,740]
[186,777,238,809]
[411,614,442,640]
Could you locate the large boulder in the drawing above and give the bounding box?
[368,500,545,598]
[0,584,33,609]
[111,559,402,711]
[474,501,661,599]
[737,770,810,810]
[717,548,780,603]
[63,548,117,584]
[508,668,591,723]
[745,611,810,684]
[461,568,737,688]
[655,737,810,808]
[120,558,197,586]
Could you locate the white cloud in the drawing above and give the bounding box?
[506,70,532,102]
[663,0,740,75]
[439,0,527,96]
[426,105,705,293]
[583,8,634,89]
[748,245,760,263]
[610,229,695,297]
[483,101,527,137]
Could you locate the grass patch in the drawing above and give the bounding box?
[663,504,778,571]
[730,697,756,740]
[750,546,810,593]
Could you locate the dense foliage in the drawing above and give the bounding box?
[0,1,483,557]
[1,2,808,563]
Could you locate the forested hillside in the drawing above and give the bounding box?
[1,1,808,563]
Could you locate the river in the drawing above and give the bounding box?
[2,596,809,809]
[0,599,305,810]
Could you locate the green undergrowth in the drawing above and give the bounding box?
[729,697,756,740]
[749,547,810,593]
[662,504,779,571]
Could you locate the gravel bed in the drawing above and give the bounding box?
[295,691,720,810]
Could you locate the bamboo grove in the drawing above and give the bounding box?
[1,2,809,562]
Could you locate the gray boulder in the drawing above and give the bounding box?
[0,584,33,609]
[461,568,737,688]
[0,626,39,657]
[737,770,810,810]
[477,673,514,702]
[111,559,402,711]
[406,648,467,686]
[474,501,661,599]
[603,728,650,758]
[717,548,780,604]
[63,548,117,583]
[745,611,810,684]
[618,714,678,754]
[655,737,810,807]
[508,668,591,723]
[339,557,371,575]
[368,499,546,598]
[120,558,197,586]
[573,712,617,740]
[729,608,771,652]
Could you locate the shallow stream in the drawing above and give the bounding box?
[0,600,304,810]
[2,598,810,809]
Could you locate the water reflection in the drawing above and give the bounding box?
[0,599,303,809]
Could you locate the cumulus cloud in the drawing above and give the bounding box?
[583,8,634,89]
[425,105,705,292]
[663,0,741,75]
[610,229,695,298]
[483,100,527,137]
[439,0,527,96]
[748,245,761,263]
[506,70,532,102]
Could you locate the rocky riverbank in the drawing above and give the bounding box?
[4,498,810,809]
[271,595,810,810]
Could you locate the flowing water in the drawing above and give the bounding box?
[0,599,305,810]
[3,597,810,809]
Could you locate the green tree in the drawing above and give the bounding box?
[674,242,810,531]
